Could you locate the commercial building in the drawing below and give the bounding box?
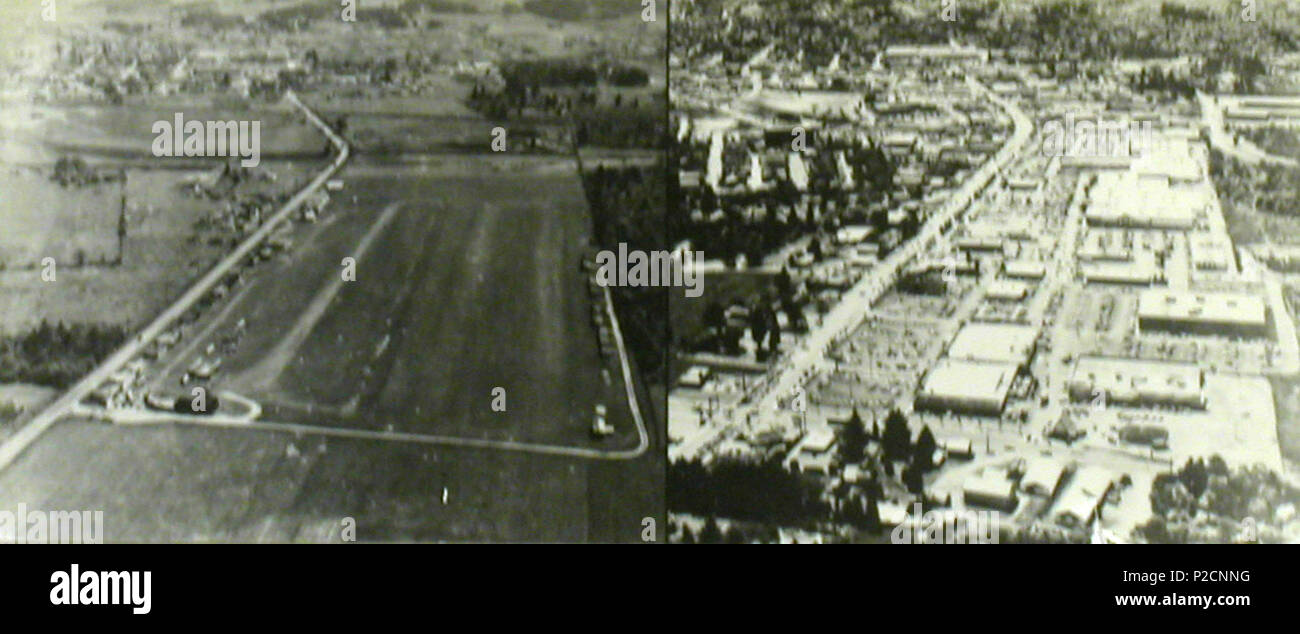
[1079,258,1160,285]
[1137,289,1269,338]
[916,358,1020,416]
[945,323,1039,367]
[1085,171,1200,230]
[1067,356,1205,410]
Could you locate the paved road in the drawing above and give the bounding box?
[672,77,1036,460]
[0,91,350,473]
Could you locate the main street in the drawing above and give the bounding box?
[671,77,1036,461]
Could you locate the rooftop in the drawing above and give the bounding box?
[1137,289,1267,326]
[946,323,1039,365]
[918,359,1020,404]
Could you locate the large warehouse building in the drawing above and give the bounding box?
[916,358,1020,416]
[1085,172,1200,230]
[1137,289,1269,338]
[945,323,1040,368]
[1067,356,1206,410]
[915,323,1039,415]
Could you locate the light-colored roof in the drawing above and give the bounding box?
[800,427,837,454]
[1137,289,1267,327]
[1069,356,1203,404]
[946,323,1038,365]
[919,359,1019,405]
[1021,459,1066,495]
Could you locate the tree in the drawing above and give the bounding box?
[881,408,911,463]
[1180,458,1210,500]
[839,408,869,465]
[702,301,726,338]
[864,488,882,534]
[699,517,723,544]
[902,463,926,497]
[913,425,938,471]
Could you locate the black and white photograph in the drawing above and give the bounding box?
[2,0,1300,622]
[0,0,666,544]
[666,0,1300,546]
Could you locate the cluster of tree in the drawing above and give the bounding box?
[582,163,668,384]
[51,157,114,188]
[469,62,659,148]
[674,517,774,544]
[1210,148,1300,221]
[574,107,663,149]
[851,408,938,493]
[0,321,129,389]
[1138,456,1299,543]
[895,269,949,296]
[1241,127,1300,160]
[694,291,786,359]
[668,456,832,524]
[1128,67,1197,99]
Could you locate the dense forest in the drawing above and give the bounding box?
[0,321,129,389]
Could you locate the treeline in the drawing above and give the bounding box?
[1138,456,1300,543]
[498,60,650,90]
[575,106,663,149]
[1210,148,1300,219]
[583,163,668,384]
[669,457,832,524]
[0,321,129,389]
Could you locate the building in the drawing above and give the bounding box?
[987,280,1030,301]
[1020,459,1068,499]
[1079,259,1160,285]
[788,428,837,475]
[916,358,1020,416]
[1067,356,1205,410]
[1052,466,1115,529]
[946,323,1039,367]
[1137,289,1269,338]
[963,471,1019,512]
[1085,171,1199,230]
[1003,260,1046,280]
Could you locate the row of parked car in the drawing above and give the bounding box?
[581,250,615,438]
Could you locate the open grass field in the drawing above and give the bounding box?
[0,103,326,164]
[0,159,322,335]
[0,168,122,269]
[0,152,664,542]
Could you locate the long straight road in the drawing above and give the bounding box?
[671,77,1036,460]
[0,92,350,473]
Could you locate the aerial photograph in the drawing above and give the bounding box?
[0,0,665,543]
[667,0,1300,544]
